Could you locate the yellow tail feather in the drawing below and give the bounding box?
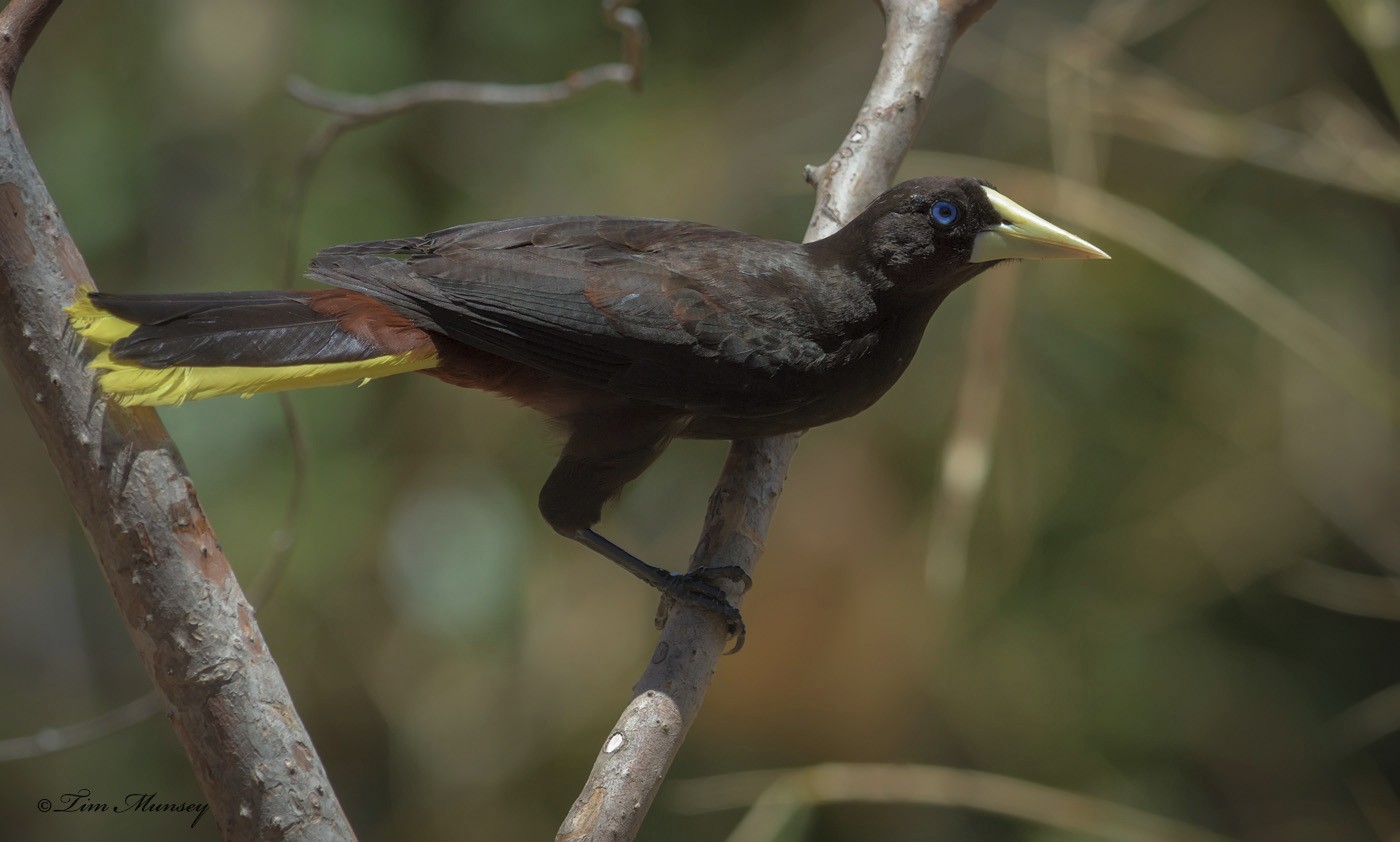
[89,350,439,407]
[66,288,138,346]
[66,288,439,407]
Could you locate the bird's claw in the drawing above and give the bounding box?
[655,565,751,654]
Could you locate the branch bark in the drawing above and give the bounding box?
[0,1,355,839]
[557,1,1000,839]
[0,0,55,90]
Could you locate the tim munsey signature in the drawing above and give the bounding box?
[37,788,208,828]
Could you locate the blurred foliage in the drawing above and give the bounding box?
[2,0,1399,840]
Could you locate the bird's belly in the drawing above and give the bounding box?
[677,415,810,440]
[677,382,887,440]
[675,337,923,440]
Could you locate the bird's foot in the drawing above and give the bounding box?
[569,529,753,653]
[655,565,751,654]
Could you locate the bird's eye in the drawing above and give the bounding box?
[930,200,960,226]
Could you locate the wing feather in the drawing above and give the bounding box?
[307,216,839,414]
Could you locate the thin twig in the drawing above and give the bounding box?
[1322,0,1400,117]
[248,393,310,609]
[1275,559,1400,623]
[557,2,1000,839]
[0,693,164,762]
[278,62,640,290]
[281,0,644,291]
[1342,757,1400,842]
[924,269,1019,594]
[1328,682,1400,756]
[1096,83,1400,203]
[287,65,636,118]
[954,27,1400,204]
[671,763,1234,842]
[0,2,356,838]
[1084,0,1208,46]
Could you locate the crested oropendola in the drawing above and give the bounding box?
[68,177,1109,648]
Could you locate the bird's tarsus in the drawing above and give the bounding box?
[573,528,751,652]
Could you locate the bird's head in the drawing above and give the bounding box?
[821,176,1109,299]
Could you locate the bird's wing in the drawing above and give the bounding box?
[308,217,833,414]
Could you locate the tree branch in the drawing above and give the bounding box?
[286,64,637,118]
[0,2,355,839]
[0,0,58,92]
[557,2,1000,839]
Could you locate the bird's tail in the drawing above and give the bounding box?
[67,288,438,407]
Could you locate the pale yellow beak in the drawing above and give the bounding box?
[969,188,1111,263]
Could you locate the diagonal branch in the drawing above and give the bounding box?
[0,1,356,839]
[1275,559,1400,623]
[0,0,58,91]
[557,2,1000,839]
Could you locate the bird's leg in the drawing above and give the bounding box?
[539,406,750,650]
[572,528,750,651]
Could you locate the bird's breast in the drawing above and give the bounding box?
[677,311,931,439]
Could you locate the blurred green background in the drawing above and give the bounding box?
[3,0,1399,840]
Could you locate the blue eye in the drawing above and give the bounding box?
[930,199,960,226]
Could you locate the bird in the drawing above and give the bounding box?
[68,176,1108,648]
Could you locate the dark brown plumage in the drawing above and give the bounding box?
[73,177,1109,647]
